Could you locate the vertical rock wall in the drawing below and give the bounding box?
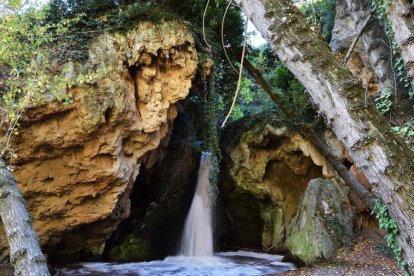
[220,120,343,252]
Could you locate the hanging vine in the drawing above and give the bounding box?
[200,68,221,206]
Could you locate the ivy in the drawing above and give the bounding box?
[0,7,71,157]
[202,70,221,206]
[375,90,393,114]
[373,197,409,274]
[391,119,414,143]
[370,0,414,98]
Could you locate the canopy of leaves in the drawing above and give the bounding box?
[0,6,77,157]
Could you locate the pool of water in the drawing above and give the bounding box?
[53,251,295,276]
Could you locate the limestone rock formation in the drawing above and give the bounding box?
[286,178,354,264]
[0,21,197,261]
[330,0,379,95]
[220,117,347,254]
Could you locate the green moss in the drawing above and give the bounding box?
[286,178,354,264]
[261,206,285,250]
[107,235,151,262]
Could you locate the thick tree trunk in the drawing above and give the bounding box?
[345,0,396,96]
[388,0,414,89]
[0,159,49,276]
[234,0,414,272]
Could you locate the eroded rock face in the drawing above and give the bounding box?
[1,21,197,261]
[330,0,379,95]
[221,119,343,253]
[286,178,354,264]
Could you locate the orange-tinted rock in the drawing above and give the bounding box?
[0,21,197,260]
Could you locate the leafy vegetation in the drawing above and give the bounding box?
[375,90,393,115]
[370,0,413,98]
[297,0,336,42]
[391,119,414,145]
[1,0,413,272]
[373,198,409,273]
[0,5,72,158]
[370,0,414,146]
[0,3,118,158]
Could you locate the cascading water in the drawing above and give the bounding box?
[55,152,296,275]
[179,152,214,257]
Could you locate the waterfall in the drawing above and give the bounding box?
[179,152,214,257]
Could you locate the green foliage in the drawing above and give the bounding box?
[371,0,414,148]
[226,76,274,121]
[45,1,177,62]
[391,119,414,141]
[274,65,314,119]
[370,0,414,99]
[0,5,114,158]
[375,90,393,114]
[373,198,409,273]
[297,0,336,42]
[0,7,71,157]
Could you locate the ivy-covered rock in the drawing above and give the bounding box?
[286,178,354,264]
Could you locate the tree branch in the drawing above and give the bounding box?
[343,13,373,65]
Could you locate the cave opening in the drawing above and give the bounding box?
[103,113,200,261]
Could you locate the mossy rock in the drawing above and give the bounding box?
[107,235,151,262]
[286,178,354,264]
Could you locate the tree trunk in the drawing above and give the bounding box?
[0,159,49,276]
[345,0,396,96]
[388,0,414,89]
[234,0,414,272]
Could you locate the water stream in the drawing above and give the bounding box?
[54,152,295,275]
[179,151,214,257]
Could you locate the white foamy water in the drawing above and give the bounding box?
[54,251,295,275]
[179,152,214,257]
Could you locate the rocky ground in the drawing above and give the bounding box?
[278,231,404,276]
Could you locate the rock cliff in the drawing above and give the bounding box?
[220,117,355,263]
[0,21,197,261]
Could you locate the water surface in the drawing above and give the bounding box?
[54,250,295,276]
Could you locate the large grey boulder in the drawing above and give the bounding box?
[286,178,354,264]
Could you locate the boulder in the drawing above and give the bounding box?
[286,178,354,264]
